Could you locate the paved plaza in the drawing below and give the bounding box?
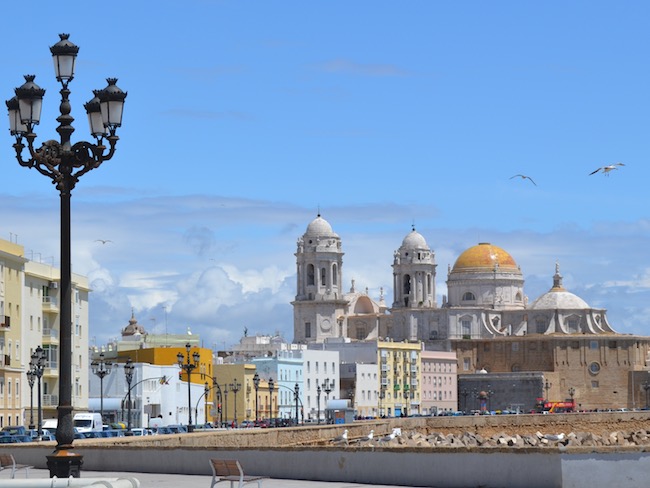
[6,469,423,488]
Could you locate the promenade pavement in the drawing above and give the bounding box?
[14,469,423,488]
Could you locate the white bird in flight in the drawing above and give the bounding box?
[95,239,113,244]
[509,174,537,186]
[589,162,625,176]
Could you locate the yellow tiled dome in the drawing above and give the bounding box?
[452,243,519,273]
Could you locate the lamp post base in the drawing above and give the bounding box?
[47,449,83,478]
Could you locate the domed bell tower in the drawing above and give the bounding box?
[292,214,347,343]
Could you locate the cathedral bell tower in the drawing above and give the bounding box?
[292,214,347,343]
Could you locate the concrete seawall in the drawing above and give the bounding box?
[11,444,650,488]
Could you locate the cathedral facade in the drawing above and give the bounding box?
[292,214,617,346]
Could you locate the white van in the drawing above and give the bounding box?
[73,412,103,433]
[42,419,58,431]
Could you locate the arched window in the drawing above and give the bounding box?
[403,275,411,294]
[462,292,476,301]
[307,264,315,285]
[332,263,338,285]
[320,267,326,286]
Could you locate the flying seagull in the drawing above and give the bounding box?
[509,174,537,186]
[589,163,625,176]
[95,239,113,244]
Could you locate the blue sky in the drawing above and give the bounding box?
[2,1,650,348]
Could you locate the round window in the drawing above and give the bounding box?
[589,362,601,375]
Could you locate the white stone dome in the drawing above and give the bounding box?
[305,214,338,238]
[530,290,590,310]
[401,229,428,250]
[530,263,590,310]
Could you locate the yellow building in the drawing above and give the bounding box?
[377,340,422,417]
[0,239,26,427]
[214,363,273,425]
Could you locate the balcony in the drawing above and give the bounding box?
[1,354,9,367]
[43,394,59,407]
[42,328,59,345]
[42,296,59,313]
[0,316,10,330]
[381,364,390,371]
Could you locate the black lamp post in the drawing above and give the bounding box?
[223,384,229,426]
[123,358,134,431]
[177,343,200,432]
[204,382,210,425]
[230,380,241,427]
[253,373,260,423]
[379,387,386,418]
[316,384,322,425]
[31,346,46,439]
[91,352,113,423]
[26,368,36,430]
[403,387,409,417]
[544,380,552,401]
[568,387,576,407]
[7,34,126,478]
[268,378,275,421]
[294,383,300,425]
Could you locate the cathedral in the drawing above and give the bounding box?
[292,214,650,410]
[292,214,616,345]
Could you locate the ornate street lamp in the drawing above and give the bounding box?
[123,358,135,432]
[568,386,576,409]
[379,386,386,418]
[230,380,241,427]
[268,378,275,422]
[323,378,334,402]
[177,343,200,432]
[316,383,322,425]
[294,383,300,425]
[30,347,46,439]
[91,352,113,423]
[544,380,552,401]
[252,373,260,423]
[7,34,126,478]
[26,367,36,430]
[223,384,229,426]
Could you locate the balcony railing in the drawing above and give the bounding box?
[43,394,59,406]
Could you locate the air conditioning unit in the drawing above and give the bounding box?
[49,281,58,289]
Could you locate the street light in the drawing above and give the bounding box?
[294,383,300,425]
[544,380,552,401]
[230,380,241,427]
[177,343,200,432]
[268,378,275,421]
[26,369,36,430]
[223,384,229,426]
[30,346,46,439]
[323,378,334,402]
[379,387,386,418]
[7,34,126,478]
[91,352,113,423]
[253,373,260,423]
[568,387,576,409]
[123,358,135,432]
[316,383,322,425]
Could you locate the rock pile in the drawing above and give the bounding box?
[370,429,650,448]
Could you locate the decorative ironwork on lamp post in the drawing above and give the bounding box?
[642,381,650,409]
[91,352,113,423]
[7,34,126,478]
[252,373,260,423]
[177,343,200,432]
[30,346,46,438]
[123,358,135,432]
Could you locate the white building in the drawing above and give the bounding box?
[87,362,204,428]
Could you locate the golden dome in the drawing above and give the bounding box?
[452,243,519,273]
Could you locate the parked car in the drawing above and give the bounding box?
[1,426,27,436]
